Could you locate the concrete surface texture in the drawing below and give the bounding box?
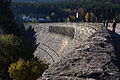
[24,23,120,80]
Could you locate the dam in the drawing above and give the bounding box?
[24,23,120,80]
[24,23,104,63]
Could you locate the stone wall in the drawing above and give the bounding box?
[25,23,103,63]
[24,23,120,80]
[24,23,119,80]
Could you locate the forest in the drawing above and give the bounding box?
[0,0,48,80]
[12,1,120,22]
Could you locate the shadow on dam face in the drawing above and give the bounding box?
[24,23,104,64]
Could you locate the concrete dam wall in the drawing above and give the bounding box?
[24,23,76,63]
[24,23,103,63]
[24,23,120,80]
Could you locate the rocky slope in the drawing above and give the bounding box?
[35,23,120,80]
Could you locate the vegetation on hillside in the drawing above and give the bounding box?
[13,1,120,22]
[0,0,20,35]
[8,58,48,80]
[0,0,48,80]
[13,0,120,4]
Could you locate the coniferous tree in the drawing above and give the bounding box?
[0,0,20,35]
[0,0,20,79]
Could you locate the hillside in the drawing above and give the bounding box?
[12,0,120,4]
[12,0,66,2]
